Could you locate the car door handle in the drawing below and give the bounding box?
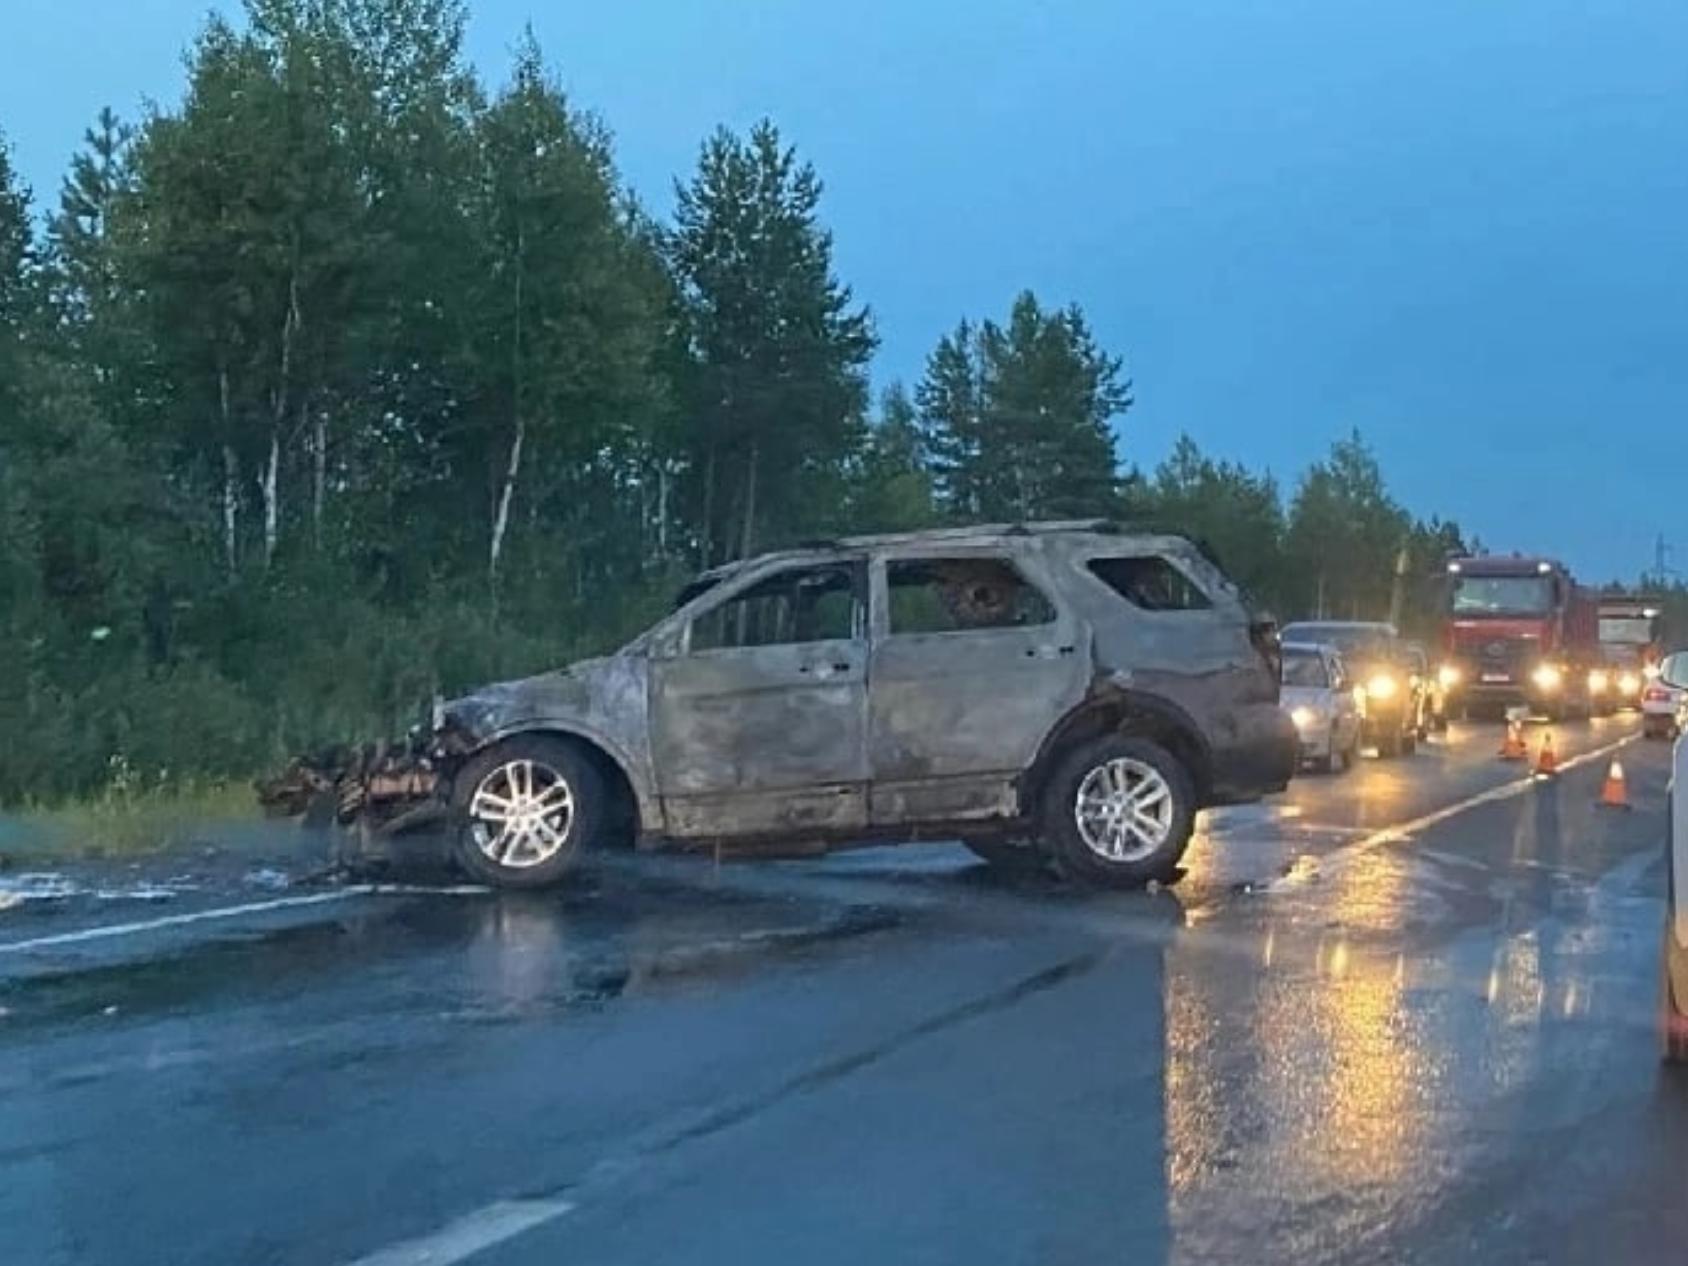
[1026,645,1077,659]
[798,662,854,675]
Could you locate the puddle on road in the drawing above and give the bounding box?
[0,871,904,1031]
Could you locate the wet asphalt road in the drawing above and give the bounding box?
[5,715,1688,1265]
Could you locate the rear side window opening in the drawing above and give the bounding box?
[886,556,1056,634]
[1088,555,1212,611]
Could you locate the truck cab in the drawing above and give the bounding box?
[1438,555,1598,721]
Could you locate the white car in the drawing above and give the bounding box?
[1659,653,1688,1061]
[1642,658,1687,740]
[1279,640,1363,774]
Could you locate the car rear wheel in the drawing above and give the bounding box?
[450,735,604,888]
[1042,735,1195,888]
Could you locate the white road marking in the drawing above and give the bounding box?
[1352,732,1637,849]
[0,888,376,954]
[1265,732,1638,889]
[0,882,495,956]
[340,1198,574,1266]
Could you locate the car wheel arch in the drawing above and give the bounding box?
[1022,690,1214,814]
[455,723,649,842]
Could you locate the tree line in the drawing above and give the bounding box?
[2,0,1469,803]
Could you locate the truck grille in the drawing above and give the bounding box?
[1473,638,1532,678]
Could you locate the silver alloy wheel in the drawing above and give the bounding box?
[1074,757,1175,863]
[467,758,575,869]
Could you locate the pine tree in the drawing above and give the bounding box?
[918,292,1129,522]
[666,121,876,562]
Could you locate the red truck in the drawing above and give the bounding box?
[1437,555,1600,720]
[1597,595,1667,710]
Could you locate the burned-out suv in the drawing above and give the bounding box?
[279,522,1296,889]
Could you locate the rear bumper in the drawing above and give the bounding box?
[1208,706,1299,804]
[1359,697,1413,740]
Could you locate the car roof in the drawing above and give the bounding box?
[1282,620,1396,632]
[689,520,1209,584]
[1281,640,1336,656]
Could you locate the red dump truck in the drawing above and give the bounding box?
[1597,595,1667,710]
[1438,555,1599,720]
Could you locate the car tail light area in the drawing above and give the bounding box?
[1646,685,1674,704]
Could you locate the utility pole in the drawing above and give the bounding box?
[1656,534,1676,579]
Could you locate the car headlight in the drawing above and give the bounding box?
[1366,673,1398,700]
[1589,669,1609,693]
[1645,663,1662,681]
[1620,672,1640,693]
[1290,705,1318,730]
[1531,664,1563,691]
[1437,664,1460,688]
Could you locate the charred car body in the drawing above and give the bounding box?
[261,522,1297,889]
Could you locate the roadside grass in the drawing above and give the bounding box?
[5,779,259,861]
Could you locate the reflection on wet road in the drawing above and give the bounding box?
[4,715,1687,1265]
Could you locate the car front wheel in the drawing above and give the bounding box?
[1043,735,1196,888]
[450,735,604,887]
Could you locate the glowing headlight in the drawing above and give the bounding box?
[1645,663,1662,681]
[1531,664,1563,691]
[1366,673,1398,700]
[1588,670,1609,693]
[1437,664,1460,688]
[1620,672,1640,693]
[1290,705,1316,730]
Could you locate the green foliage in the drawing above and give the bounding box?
[1139,434,1285,603]
[1283,430,1412,621]
[918,292,1129,522]
[665,120,877,561]
[0,3,1589,814]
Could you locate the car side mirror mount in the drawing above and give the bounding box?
[646,625,683,661]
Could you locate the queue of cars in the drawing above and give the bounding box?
[1277,621,1435,771]
[1279,617,1681,772]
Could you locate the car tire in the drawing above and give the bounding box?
[1402,727,1418,755]
[961,837,1050,874]
[1042,735,1195,889]
[1376,728,1402,758]
[450,734,604,888]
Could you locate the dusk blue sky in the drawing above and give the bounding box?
[5,0,1685,581]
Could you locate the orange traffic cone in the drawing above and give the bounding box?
[1598,759,1631,810]
[1499,718,1528,761]
[1534,731,1558,778]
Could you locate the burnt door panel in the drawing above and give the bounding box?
[867,555,1088,826]
[650,562,869,838]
